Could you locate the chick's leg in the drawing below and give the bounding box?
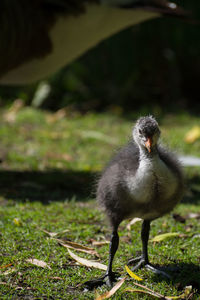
[84,228,119,290]
[105,229,119,286]
[129,220,171,279]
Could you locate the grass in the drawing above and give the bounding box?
[0,102,200,299]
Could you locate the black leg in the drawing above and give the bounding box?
[128,220,171,279]
[84,227,119,290]
[141,219,150,263]
[105,229,119,286]
[128,220,150,269]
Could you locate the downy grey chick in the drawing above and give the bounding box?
[85,115,184,289]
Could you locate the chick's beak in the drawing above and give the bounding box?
[145,137,152,153]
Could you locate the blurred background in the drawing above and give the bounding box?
[0,0,199,116]
[0,0,199,203]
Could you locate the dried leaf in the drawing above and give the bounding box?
[0,281,24,290]
[41,228,69,238]
[0,268,17,276]
[124,287,162,298]
[127,285,186,299]
[26,259,51,269]
[50,276,63,281]
[165,295,185,299]
[0,264,12,269]
[151,232,181,242]
[15,286,24,290]
[41,229,58,237]
[67,249,107,270]
[127,282,164,298]
[91,240,110,247]
[185,126,200,144]
[95,277,126,300]
[164,286,193,300]
[126,218,142,230]
[125,265,143,281]
[55,238,99,256]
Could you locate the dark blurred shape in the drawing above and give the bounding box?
[0,169,98,203]
[172,213,186,223]
[0,0,199,113]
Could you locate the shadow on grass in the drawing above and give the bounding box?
[152,262,200,293]
[1,169,200,205]
[0,169,99,203]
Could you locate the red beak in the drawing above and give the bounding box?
[145,137,152,153]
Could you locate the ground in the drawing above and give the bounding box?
[0,103,200,299]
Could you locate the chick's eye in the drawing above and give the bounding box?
[139,129,142,134]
